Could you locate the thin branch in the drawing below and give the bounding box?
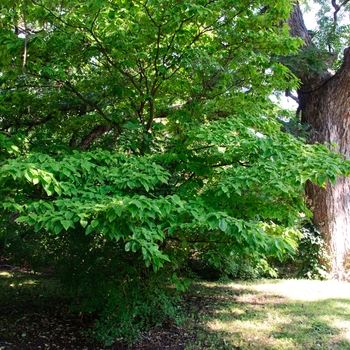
[31,0,80,29]
[145,98,154,131]
[332,0,340,23]
[176,172,196,188]
[212,161,250,168]
[1,83,64,91]
[119,69,144,95]
[142,1,161,28]
[64,81,122,133]
[85,15,145,96]
[331,0,350,23]
[285,89,299,104]
[1,115,55,132]
[90,7,101,31]
[22,0,28,70]
[135,56,150,94]
[165,14,196,53]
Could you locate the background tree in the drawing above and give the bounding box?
[288,1,350,280]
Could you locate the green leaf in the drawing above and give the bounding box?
[181,239,189,249]
[54,223,63,234]
[235,220,243,232]
[218,218,227,232]
[64,211,74,220]
[91,219,99,228]
[131,241,139,252]
[61,219,72,231]
[85,224,94,235]
[207,214,219,230]
[172,195,184,208]
[80,219,88,228]
[125,241,131,252]
[15,216,29,223]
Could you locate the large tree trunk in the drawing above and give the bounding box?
[289,4,350,280]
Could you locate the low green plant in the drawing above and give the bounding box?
[189,251,278,282]
[91,276,181,345]
[294,224,330,279]
[49,230,183,345]
[274,224,330,280]
[1,226,183,346]
[224,258,278,280]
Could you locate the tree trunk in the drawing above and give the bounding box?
[289,4,350,280]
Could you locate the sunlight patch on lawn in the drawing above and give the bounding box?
[191,280,350,350]
[244,279,350,301]
[207,317,298,349]
[331,320,350,341]
[9,280,38,288]
[0,271,11,278]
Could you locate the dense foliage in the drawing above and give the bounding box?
[1,0,349,344]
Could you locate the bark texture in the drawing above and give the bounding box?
[289,4,350,280]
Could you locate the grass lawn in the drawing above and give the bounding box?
[183,279,350,350]
[1,266,349,349]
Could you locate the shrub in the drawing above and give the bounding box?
[1,227,183,346]
[295,224,330,279]
[273,224,330,280]
[189,251,278,281]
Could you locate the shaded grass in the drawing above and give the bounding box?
[0,267,100,349]
[182,279,350,350]
[1,268,350,349]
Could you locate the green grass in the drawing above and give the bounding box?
[1,269,350,349]
[182,279,350,350]
[0,269,64,305]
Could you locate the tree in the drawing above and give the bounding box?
[0,0,349,343]
[288,1,350,280]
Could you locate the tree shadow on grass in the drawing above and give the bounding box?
[1,270,350,350]
[181,281,350,350]
[0,267,109,350]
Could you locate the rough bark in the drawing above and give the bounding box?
[289,4,350,280]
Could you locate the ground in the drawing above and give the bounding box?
[0,264,207,350]
[1,264,350,350]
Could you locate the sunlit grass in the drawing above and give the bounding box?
[1,270,350,349]
[0,271,11,278]
[0,269,64,308]
[184,279,350,350]
[0,271,40,288]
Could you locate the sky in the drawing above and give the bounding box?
[302,3,321,30]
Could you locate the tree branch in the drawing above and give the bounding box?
[331,0,350,23]
[1,115,55,132]
[78,125,113,149]
[63,81,122,134]
[22,0,28,70]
